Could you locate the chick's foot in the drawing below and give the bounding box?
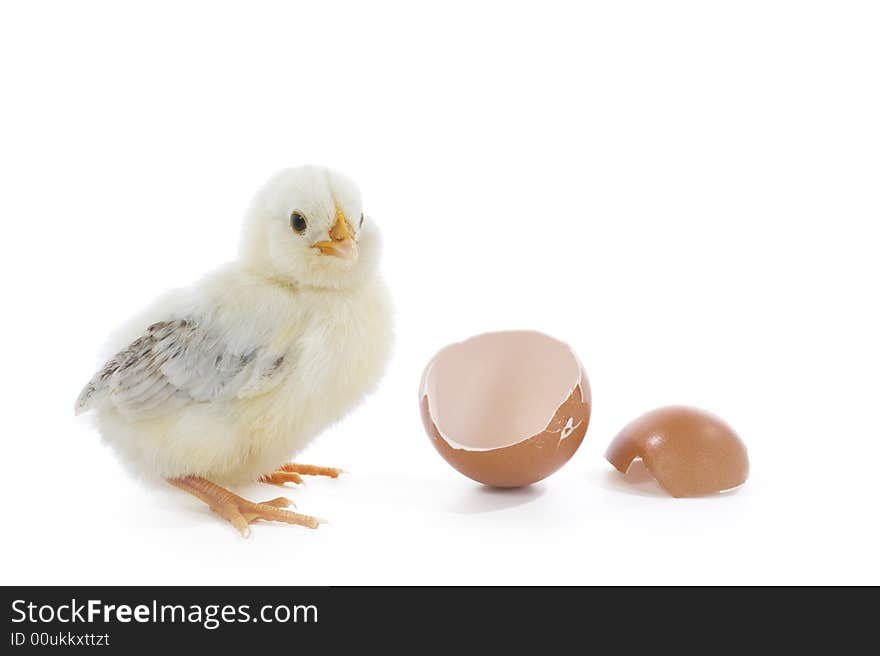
[260,463,345,487]
[168,476,322,537]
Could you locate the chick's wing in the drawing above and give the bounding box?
[75,318,288,419]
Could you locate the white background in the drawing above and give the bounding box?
[2,1,878,585]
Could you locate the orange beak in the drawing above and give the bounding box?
[312,206,358,260]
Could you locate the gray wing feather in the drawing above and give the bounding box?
[75,319,287,418]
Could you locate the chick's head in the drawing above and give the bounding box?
[240,165,381,288]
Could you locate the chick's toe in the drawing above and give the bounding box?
[260,471,305,486]
[280,463,346,478]
[260,463,345,487]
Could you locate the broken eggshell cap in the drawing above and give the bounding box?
[605,405,749,497]
[420,330,591,487]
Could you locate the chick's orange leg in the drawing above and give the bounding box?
[168,476,321,537]
[260,463,345,487]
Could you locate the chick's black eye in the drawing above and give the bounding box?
[359,212,365,229]
[290,212,307,233]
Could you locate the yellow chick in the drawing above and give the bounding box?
[76,166,393,536]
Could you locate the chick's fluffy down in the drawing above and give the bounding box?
[87,265,391,485]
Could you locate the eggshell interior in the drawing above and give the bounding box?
[420,331,591,487]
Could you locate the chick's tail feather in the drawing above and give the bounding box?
[75,381,98,415]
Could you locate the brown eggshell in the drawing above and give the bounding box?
[420,331,591,487]
[606,406,749,497]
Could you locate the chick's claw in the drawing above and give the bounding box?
[168,476,321,537]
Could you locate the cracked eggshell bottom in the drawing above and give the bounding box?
[420,331,592,487]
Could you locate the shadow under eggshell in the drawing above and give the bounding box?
[605,405,749,497]
[421,381,592,488]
